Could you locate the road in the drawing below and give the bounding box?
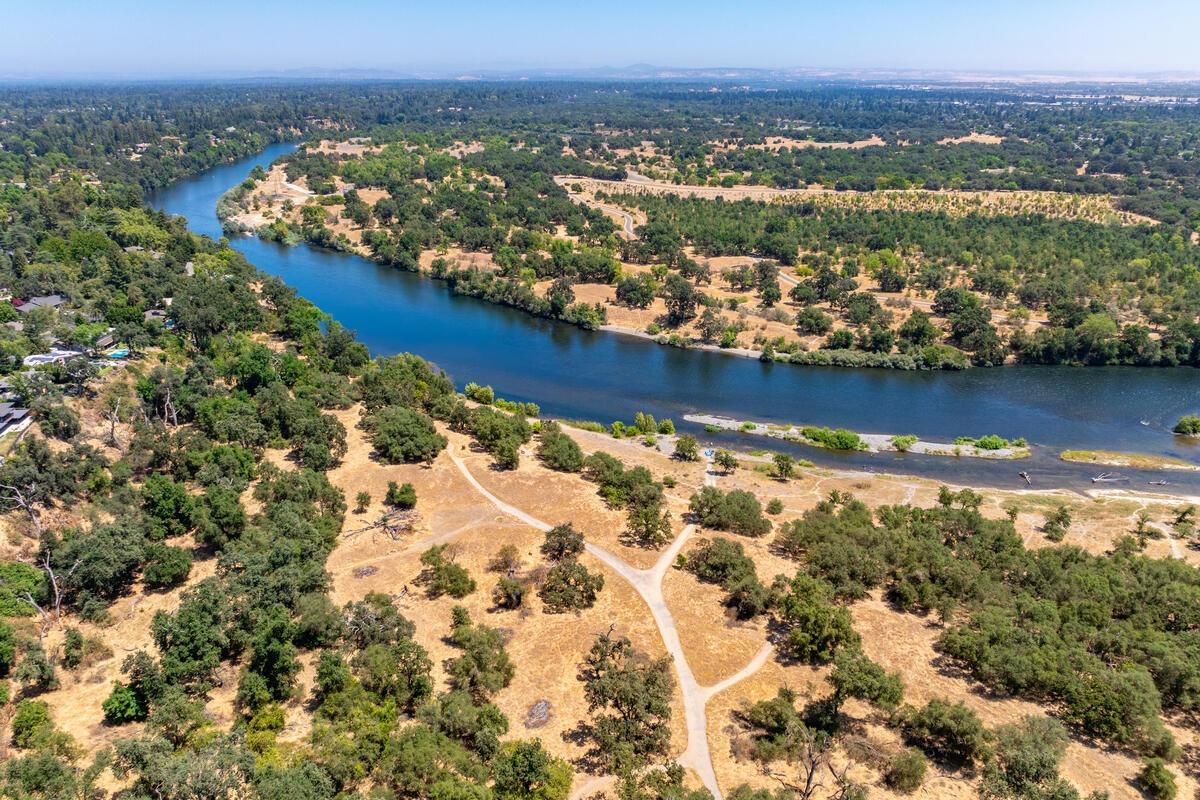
[448,451,772,800]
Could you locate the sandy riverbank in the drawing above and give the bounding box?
[686,413,1030,460]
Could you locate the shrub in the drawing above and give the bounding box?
[739,687,808,762]
[103,682,145,724]
[1172,415,1200,436]
[884,748,927,793]
[11,700,53,748]
[419,545,475,598]
[830,650,904,710]
[14,642,58,694]
[493,740,572,800]
[795,306,833,334]
[447,608,515,701]
[982,716,1071,798]
[142,543,193,588]
[61,628,85,669]
[354,491,370,512]
[488,544,521,573]
[0,563,44,617]
[774,574,859,663]
[493,577,525,610]
[801,426,866,451]
[685,538,757,587]
[896,698,990,767]
[141,474,195,539]
[766,498,783,515]
[1138,758,1177,800]
[386,481,417,509]
[890,434,918,452]
[464,382,495,404]
[0,622,14,676]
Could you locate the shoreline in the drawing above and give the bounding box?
[685,413,1031,460]
[219,168,1197,376]
[1060,449,1200,472]
[158,149,1200,499]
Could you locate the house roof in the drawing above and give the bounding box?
[15,294,65,313]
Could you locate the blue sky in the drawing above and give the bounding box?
[3,0,1198,77]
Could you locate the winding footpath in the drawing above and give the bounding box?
[447,451,772,800]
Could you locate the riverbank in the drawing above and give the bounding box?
[1060,450,1200,472]
[685,413,1031,459]
[149,143,1200,495]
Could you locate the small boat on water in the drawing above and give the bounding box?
[1019,471,1032,486]
[1092,472,1129,483]
[1149,480,1170,486]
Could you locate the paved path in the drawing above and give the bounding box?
[448,451,772,799]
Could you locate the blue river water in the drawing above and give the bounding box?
[149,143,1200,492]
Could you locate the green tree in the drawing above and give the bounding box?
[141,474,195,539]
[539,560,604,613]
[579,631,673,771]
[897,698,990,768]
[542,523,585,562]
[364,407,447,464]
[774,574,859,663]
[673,434,699,462]
[447,607,515,701]
[714,449,739,473]
[141,543,192,589]
[420,545,476,598]
[771,453,795,480]
[537,422,584,472]
[688,487,771,537]
[493,740,572,800]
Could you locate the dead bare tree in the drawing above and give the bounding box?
[32,547,80,627]
[103,395,123,449]
[342,508,420,541]
[764,733,862,800]
[19,591,51,642]
[0,480,42,536]
[162,384,179,427]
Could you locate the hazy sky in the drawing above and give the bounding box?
[4,0,1199,77]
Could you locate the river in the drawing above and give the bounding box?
[149,143,1200,493]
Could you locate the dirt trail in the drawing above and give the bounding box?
[448,451,770,799]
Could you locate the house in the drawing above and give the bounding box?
[94,333,116,350]
[22,348,80,367]
[0,401,30,437]
[14,294,66,314]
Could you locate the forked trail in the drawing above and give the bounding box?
[448,452,772,800]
